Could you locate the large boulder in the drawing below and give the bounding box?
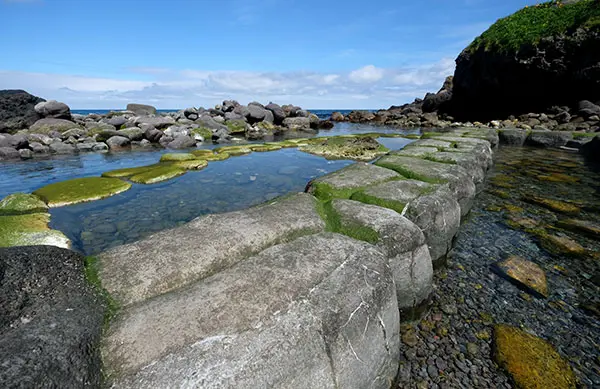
[30,118,80,134]
[167,135,196,149]
[106,136,131,150]
[265,102,286,124]
[446,1,600,121]
[34,100,71,120]
[0,246,104,388]
[127,103,157,116]
[0,90,44,133]
[581,134,600,161]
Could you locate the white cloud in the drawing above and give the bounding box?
[0,58,456,109]
[348,65,385,83]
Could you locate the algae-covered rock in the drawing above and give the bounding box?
[557,219,600,241]
[539,233,587,257]
[249,144,282,152]
[299,136,389,161]
[129,165,186,184]
[190,149,215,157]
[0,213,70,248]
[33,177,132,207]
[159,153,197,162]
[522,195,580,215]
[214,145,252,156]
[0,193,48,215]
[492,256,548,298]
[172,160,208,170]
[201,152,230,161]
[101,164,163,178]
[493,324,576,389]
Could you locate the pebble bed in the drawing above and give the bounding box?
[397,146,600,388]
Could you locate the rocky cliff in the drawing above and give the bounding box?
[446,0,600,121]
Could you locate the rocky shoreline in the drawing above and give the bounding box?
[0,90,333,161]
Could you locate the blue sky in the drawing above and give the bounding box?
[0,0,539,109]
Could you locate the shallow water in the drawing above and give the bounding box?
[0,123,416,255]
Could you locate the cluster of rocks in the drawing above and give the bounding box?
[0,90,333,161]
[334,77,600,135]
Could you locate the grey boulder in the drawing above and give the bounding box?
[106,136,131,150]
[127,103,157,116]
[34,100,71,119]
[167,135,196,149]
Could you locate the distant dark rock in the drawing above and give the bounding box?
[581,134,600,161]
[330,112,345,122]
[0,246,104,389]
[127,103,157,116]
[144,127,163,143]
[0,90,44,133]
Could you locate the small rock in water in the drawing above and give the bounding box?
[492,256,548,298]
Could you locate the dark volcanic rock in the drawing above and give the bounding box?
[0,90,44,133]
[581,134,600,161]
[448,26,600,121]
[0,246,104,388]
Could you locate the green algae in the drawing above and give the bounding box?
[191,127,213,139]
[374,159,446,184]
[191,149,216,157]
[309,182,362,202]
[34,177,132,207]
[493,324,577,389]
[172,160,208,170]
[214,145,252,156]
[102,164,163,178]
[159,153,198,162]
[350,191,408,215]
[129,165,186,184]
[201,152,231,161]
[0,193,48,215]
[250,144,282,152]
[84,256,121,328]
[225,120,247,134]
[315,200,380,244]
[522,195,581,215]
[0,213,70,248]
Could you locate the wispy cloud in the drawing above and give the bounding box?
[0,58,455,109]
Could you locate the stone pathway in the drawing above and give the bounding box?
[396,151,600,388]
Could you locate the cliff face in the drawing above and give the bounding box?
[445,0,600,121]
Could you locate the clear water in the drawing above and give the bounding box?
[0,123,416,255]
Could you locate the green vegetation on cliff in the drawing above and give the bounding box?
[469,0,600,53]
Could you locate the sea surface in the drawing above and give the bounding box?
[0,122,414,255]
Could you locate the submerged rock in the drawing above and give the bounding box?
[493,324,576,389]
[33,177,132,207]
[159,153,197,162]
[492,256,548,298]
[522,195,580,215]
[539,233,587,257]
[557,219,600,241]
[0,246,105,388]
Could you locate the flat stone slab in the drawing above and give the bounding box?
[427,151,487,189]
[493,324,576,389]
[526,131,573,148]
[499,128,528,146]
[407,139,452,149]
[351,180,461,264]
[492,256,548,298]
[332,199,433,313]
[306,162,400,200]
[102,233,399,389]
[375,155,476,216]
[391,146,439,157]
[557,219,600,240]
[0,246,104,388]
[98,193,325,307]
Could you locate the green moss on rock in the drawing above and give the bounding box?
[225,120,247,134]
[33,177,132,207]
[214,145,252,156]
[299,136,389,161]
[0,193,48,215]
[159,153,198,162]
[129,165,186,184]
[102,164,163,178]
[0,213,70,248]
[250,144,282,152]
[350,191,408,215]
[172,160,208,170]
[469,0,600,53]
[191,127,213,139]
[316,200,380,244]
[493,324,576,389]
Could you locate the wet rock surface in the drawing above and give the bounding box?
[0,245,105,388]
[396,145,600,388]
